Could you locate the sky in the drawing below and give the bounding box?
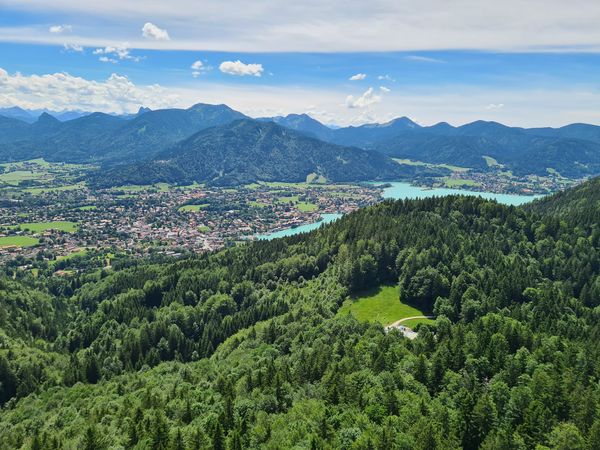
[1,0,600,127]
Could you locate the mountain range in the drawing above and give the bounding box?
[95,119,429,187]
[2,103,600,184]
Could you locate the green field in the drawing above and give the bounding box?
[17,221,78,233]
[198,225,210,232]
[249,200,268,208]
[179,204,210,212]
[24,183,85,195]
[483,155,501,167]
[444,178,481,188]
[276,195,317,212]
[77,205,97,211]
[337,285,432,326]
[55,249,88,261]
[306,173,327,184]
[0,170,45,185]
[393,158,470,173]
[0,236,39,247]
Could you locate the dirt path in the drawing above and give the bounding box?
[386,315,435,329]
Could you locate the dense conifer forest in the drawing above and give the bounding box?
[1,178,600,449]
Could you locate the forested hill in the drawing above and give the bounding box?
[1,179,600,448]
[94,119,429,187]
[526,176,600,230]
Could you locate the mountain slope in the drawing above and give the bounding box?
[97,119,431,186]
[0,103,248,164]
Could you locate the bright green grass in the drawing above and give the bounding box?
[77,205,97,211]
[276,195,299,204]
[276,195,317,212]
[179,204,209,212]
[24,183,85,195]
[297,201,317,212]
[483,155,500,167]
[55,249,88,261]
[198,225,210,232]
[444,178,480,188]
[155,183,171,192]
[306,173,327,184]
[0,170,45,185]
[249,200,268,208]
[393,158,470,173]
[111,184,152,192]
[337,285,428,325]
[0,236,39,247]
[18,221,78,233]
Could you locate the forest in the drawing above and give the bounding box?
[1,177,600,449]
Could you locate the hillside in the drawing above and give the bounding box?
[1,178,600,448]
[265,114,600,177]
[96,119,431,187]
[0,103,247,164]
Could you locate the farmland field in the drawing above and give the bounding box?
[179,204,210,212]
[17,221,78,233]
[0,236,39,247]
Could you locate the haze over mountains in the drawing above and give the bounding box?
[96,119,422,187]
[1,103,600,185]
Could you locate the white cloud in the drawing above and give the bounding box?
[63,42,83,52]
[219,60,263,77]
[191,60,210,78]
[485,103,505,110]
[379,86,391,93]
[404,55,444,63]
[49,25,71,34]
[349,73,366,81]
[6,1,600,52]
[142,22,170,41]
[93,45,140,62]
[378,74,396,82]
[0,67,180,113]
[99,56,117,63]
[345,87,382,109]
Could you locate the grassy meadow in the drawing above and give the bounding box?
[337,285,434,326]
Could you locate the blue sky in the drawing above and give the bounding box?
[1,1,600,126]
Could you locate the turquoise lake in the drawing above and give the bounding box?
[377,182,544,206]
[258,182,543,240]
[257,213,343,240]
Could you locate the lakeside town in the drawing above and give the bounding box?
[0,158,582,274]
[0,178,382,268]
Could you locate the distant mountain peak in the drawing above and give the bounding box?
[36,112,60,124]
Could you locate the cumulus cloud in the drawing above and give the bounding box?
[94,45,140,62]
[190,60,208,78]
[379,86,391,93]
[219,60,263,77]
[378,74,396,82]
[99,56,117,64]
[49,25,72,34]
[349,73,366,81]
[142,22,170,41]
[0,67,179,114]
[485,103,505,110]
[63,43,84,52]
[345,87,382,109]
